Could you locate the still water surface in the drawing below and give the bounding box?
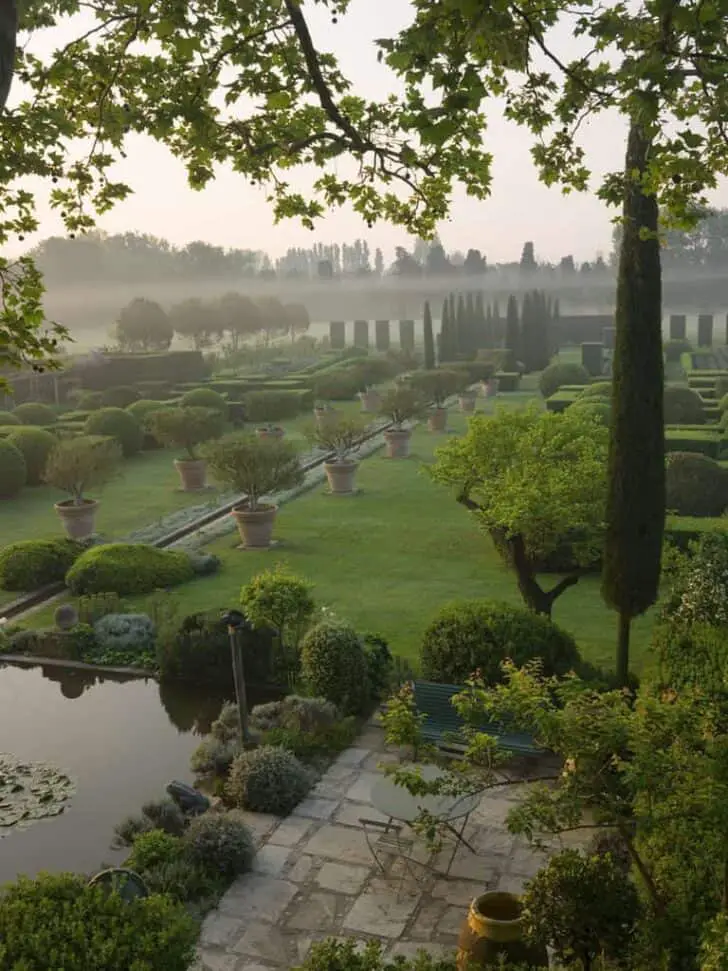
[0,662,231,884]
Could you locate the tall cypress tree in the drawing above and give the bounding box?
[439,298,453,362]
[464,292,476,355]
[475,292,486,349]
[602,121,664,687]
[520,291,535,371]
[423,300,436,369]
[505,294,521,368]
[485,302,493,346]
[455,294,467,359]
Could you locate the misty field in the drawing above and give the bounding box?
[24,401,653,675]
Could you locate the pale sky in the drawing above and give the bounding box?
[15,0,728,264]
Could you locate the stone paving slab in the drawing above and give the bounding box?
[198,723,587,970]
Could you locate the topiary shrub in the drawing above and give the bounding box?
[66,543,195,596]
[94,612,156,653]
[84,407,143,456]
[181,386,228,415]
[539,362,590,398]
[300,619,371,714]
[127,828,184,872]
[226,745,312,815]
[100,385,140,408]
[0,410,20,425]
[420,599,581,684]
[183,811,255,879]
[0,537,84,590]
[114,798,186,846]
[0,872,198,971]
[665,451,728,517]
[0,438,27,498]
[568,400,611,425]
[7,426,57,485]
[243,390,302,423]
[71,390,104,411]
[127,398,169,422]
[664,386,705,425]
[578,381,612,399]
[156,610,274,686]
[13,402,56,426]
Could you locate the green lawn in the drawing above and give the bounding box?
[28,394,653,676]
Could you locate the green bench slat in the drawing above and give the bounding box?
[412,680,541,756]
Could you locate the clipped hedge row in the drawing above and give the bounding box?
[665,429,721,460]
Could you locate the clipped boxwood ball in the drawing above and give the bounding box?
[84,407,143,456]
[7,426,57,485]
[578,381,612,399]
[13,402,56,426]
[666,451,728,517]
[100,385,140,408]
[539,362,590,399]
[180,387,227,415]
[664,386,704,425]
[300,620,370,715]
[0,538,84,590]
[66,543,195,595]
[0,439,27,498]
[0,410,20,426]
[568,400,611,425]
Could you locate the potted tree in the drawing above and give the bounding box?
[409,369,465,432]
[43,435,122,539]
[146,406,225,491]
[309,415,368,495]
[379,386,426,458]
[203,433,304,548]
[358,385,381,413]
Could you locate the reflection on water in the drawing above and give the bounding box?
[0,660,272,884]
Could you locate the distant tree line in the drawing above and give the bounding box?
[115,294,310,352]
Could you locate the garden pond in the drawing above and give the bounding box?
[0,660,277,884]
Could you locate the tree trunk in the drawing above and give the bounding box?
[0,0,16,114]
[498,530,581,617]
[602,119,665,679]
[616,609,631,687]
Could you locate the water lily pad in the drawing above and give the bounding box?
[0,753,75,837]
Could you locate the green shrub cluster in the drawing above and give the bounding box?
[0,538,84,591]
[568,399,611,425]
[666,452,728,517]
[126,398,170,422]
[539,362,590,398]
[7,426,56,484]
[66,543,195,596]
[301,619,371,714]
[0,410,20,425]
[0,438,27,497]
[113,797,187,846]
[0,872,198,971]
[420,599,581,684]
[664,386,705,424]
[226,745,312,815]
[84,407,143,456]
[180,386,228,414]
[71,390,104,410]
[243,389,304,422]
[13,402,56,426]
[578,380,612,398]
[313,369,368,400]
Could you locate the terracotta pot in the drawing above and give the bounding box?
[174,458,207,491]
[428,407,448,432]
[459,393,477,414]
[231,502,278,548]
[359,390,381,413]
[324,460,358,495]
[54,498,98,540]
[256,426,285,440]
[384,428,412,458]
[457,892,548,970]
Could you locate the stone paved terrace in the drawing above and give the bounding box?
[197,722,586,971]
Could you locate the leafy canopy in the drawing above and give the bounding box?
[427,405,608,565]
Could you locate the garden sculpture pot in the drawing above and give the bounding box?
[256,426,285,440]
[231,502,278,549]
[457,892,548,970]
[324,460,358,495]
[54,498,98,541]
[459,392,477,414]
[359,390,381,413]
[384,428,412,459]
[428,407,448,432]
[174,458,207,491]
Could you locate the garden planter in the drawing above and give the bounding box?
[428,407,448,432]
[231,502,278,549]
[482,379,497,398]
[359,390,381,413]
[457,893,548,970]
[459,393,477,414]
[174,458,207,491]
[256,426,285,441]
[54,498,98,540]
[384,428,412,458]
[324,460,358,495]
